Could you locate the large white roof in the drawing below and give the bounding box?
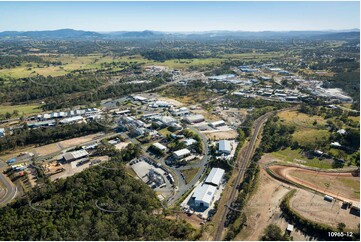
[210,120,225,126]
[153,142,167,151]
[218,140,231,152]
[192,184,217,204]
[173,148,191,157]
[205,168,225,186]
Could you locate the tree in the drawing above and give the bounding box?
[337,223,346,231]
[261,224,288,241]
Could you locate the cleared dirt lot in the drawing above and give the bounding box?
[0,143,61,161]
[50,156,109,181]
[268,165,360,202]
[59,133,101,148]
[290,189,360,230]
[114,142,131,150]
[157,97,184,107]
[203,130,238,140]
[235,169,311,241]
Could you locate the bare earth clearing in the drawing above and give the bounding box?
[236,169,311,241]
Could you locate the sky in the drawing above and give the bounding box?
[0,1,359,32]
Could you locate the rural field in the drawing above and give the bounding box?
[0,103,42,116]
[269,147,334,169]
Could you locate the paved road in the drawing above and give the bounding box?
[214,111,274,240]
[167,126,210,205]
[0,173,17,206]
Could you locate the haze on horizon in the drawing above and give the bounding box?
[0,1,359,32]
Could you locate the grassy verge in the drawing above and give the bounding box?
[182,167,200,184]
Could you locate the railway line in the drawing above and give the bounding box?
[214,111,274,240]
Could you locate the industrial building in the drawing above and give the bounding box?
[132,95,148,102]
[59,116,84,124]
[184,114,205,124]
[191,184,217,208]
[173,148,191,159]
[152,142,168,152]
[218,140,231,155]
[63,150,89,162]
[183,138,197,147]
[210,120,226,128]
[205,168,225,187]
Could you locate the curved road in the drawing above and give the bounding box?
[0,173,17,206]
[167,125,210,205]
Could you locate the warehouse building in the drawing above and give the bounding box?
[218,140,231,155]
[210,120,226,128]
[183,138,197,147]
[63,150,89,163]
[59,116,84,124]
[173,148,191,159]
[184,114,205,124]
[152,142,168,152]
[205,168,225,187]
[191,184,217,208]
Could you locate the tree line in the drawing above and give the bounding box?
[0,122,105,152]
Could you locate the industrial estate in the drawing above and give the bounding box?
[0,2,359,241]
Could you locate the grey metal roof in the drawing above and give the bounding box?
[192,184,217,204]
[205,168,225,186]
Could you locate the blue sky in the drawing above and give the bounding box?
[0,1,359,32]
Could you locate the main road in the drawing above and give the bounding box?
[0,173,17,206]
[214,111,274,240]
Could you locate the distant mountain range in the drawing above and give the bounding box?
[0,28,359,40]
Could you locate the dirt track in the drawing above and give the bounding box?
[268,165,360,203]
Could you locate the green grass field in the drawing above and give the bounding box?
[272,147,333,169]
[158,128,172,136]
[0,52,287,79]
[182,167,200,184]
[278,110,330,147]
[0,103,42,116]
[292,129,330,147]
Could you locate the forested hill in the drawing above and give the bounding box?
[0,161,194,240]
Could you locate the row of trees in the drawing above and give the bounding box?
[0,122,105,152]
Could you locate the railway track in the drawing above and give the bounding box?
[214,111,274,240]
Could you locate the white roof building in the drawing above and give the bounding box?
[205,168,225,187]
[183,138,197,146]
[210,120,226,128]
[287,224,294,232]
[133,95,148,101]
[152,142,167,151]
[331,142,342,147]
[59,116,84,124]
[191,184,217,208]
[173,148,191,159]
[218,140,231,154]
[337,129,346,135]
